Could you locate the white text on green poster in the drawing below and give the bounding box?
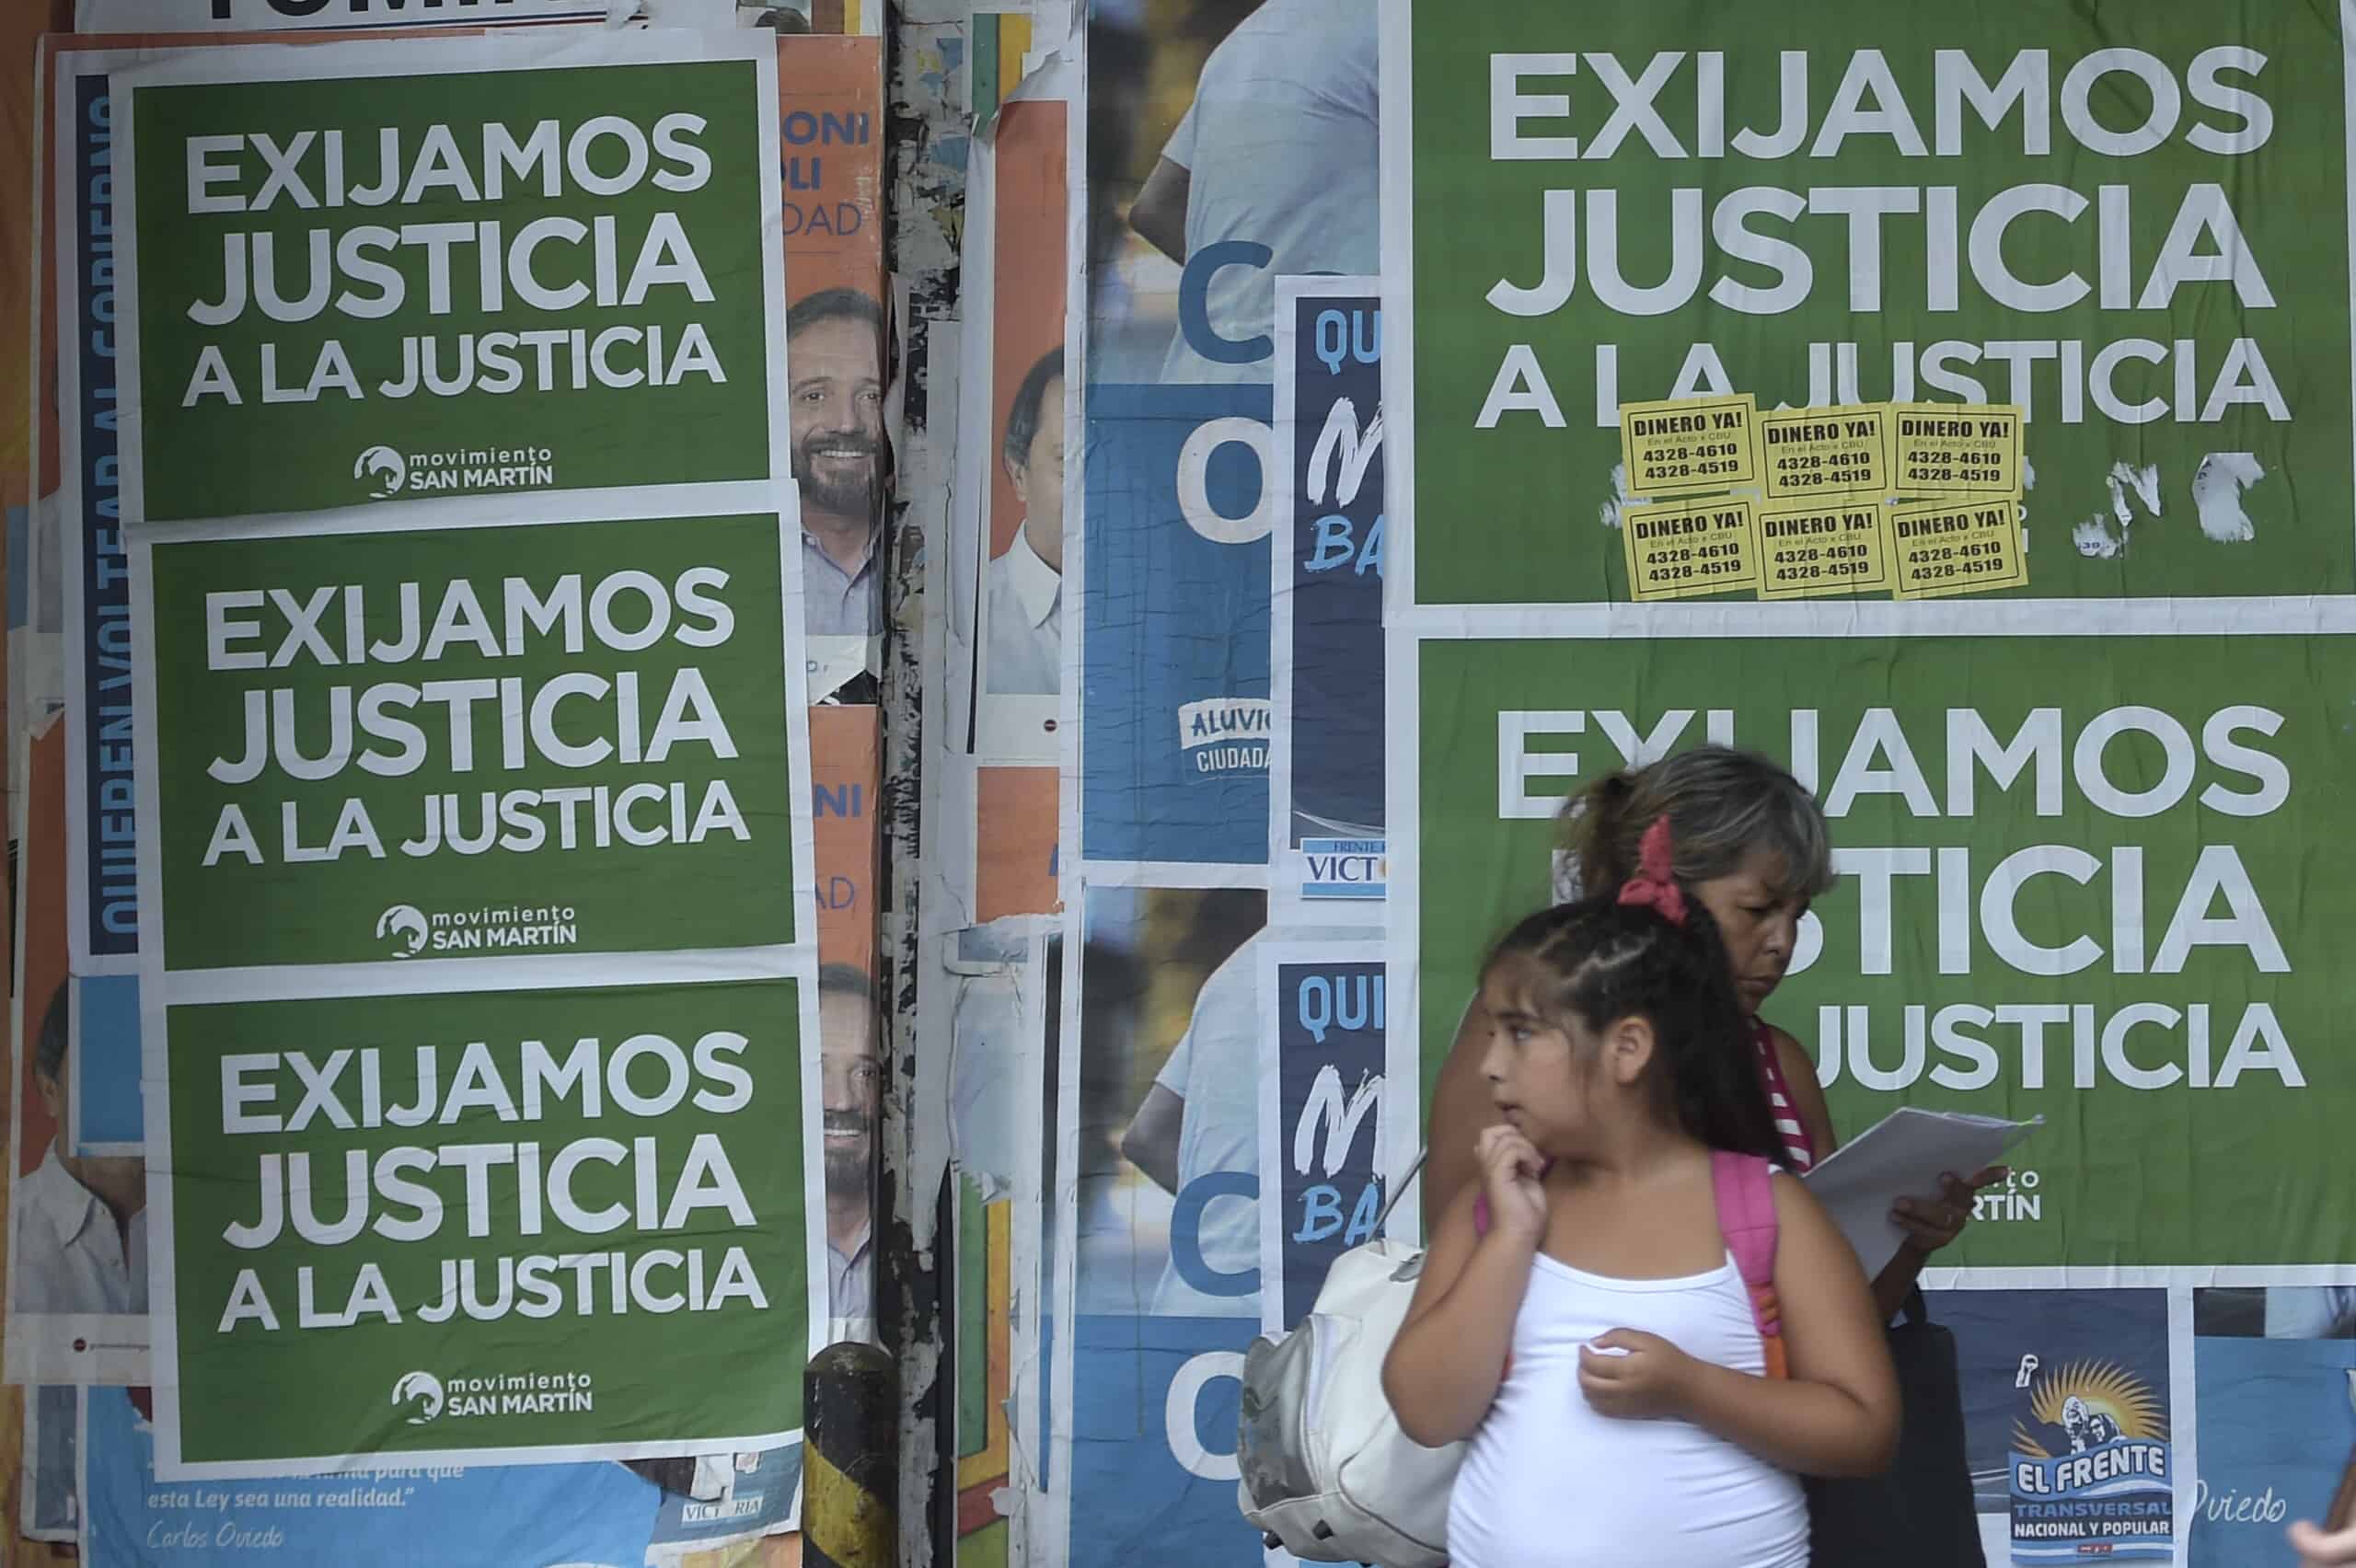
[164,980,808,1468]
[145,513,797,970]
[1417,632,2349,1266]
[127,46,776,520]
[1404,11,2351,602]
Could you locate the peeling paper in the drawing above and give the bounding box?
[2109,461,2163,525]
[973,7,1081,141]
[2192,452,2266,543]
[947,960,1035,1194]
[2075,460,2162,559]
[2073,514,2127,559]
[1600,462,1634,530]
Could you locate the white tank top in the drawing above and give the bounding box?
[1444,1248,1809,1568]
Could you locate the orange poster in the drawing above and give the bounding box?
[811,705,881,976]
[972,96,1068,751]
[778,34,886,308]
[975,765,1059,921]
[987,99,1068,558]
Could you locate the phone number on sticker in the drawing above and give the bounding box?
[1774,451,1875,472]
[1907,555,2015,582]
[1776,559,1878,582]
[1778,544,1872,565]
[1650,559,1750,582]
[1904,459,2006,485]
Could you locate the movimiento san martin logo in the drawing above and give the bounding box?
[375,905,429,958]
[391,1370,445,1425]
[354,444,408,500]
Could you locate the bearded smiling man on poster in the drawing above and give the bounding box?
[818,963,883,1340]
[787,288,890,637]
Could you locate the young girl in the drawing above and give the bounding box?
[1384,854,1899,1568]
[1426,744,2003,1320]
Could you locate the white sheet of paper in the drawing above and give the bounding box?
[1799,1108,2044,1280]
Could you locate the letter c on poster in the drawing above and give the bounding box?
[1170,1170,1261,1297]
[1165,1350,1245,1481]
[1179,239,1274,363]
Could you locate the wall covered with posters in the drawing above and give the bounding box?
[1381,3,2354,1565]
[935,1,2352,1566]
[7,1,2356,1566]
[4,6,890,1564]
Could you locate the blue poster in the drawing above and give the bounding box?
[1932,1288,2176,1563]
[63,68,144,1156]
[641,1445,802,1556]
[80,1388,663,1566]
[1080,383,1273,866]
[1282,290,1384,887]
[2189,1286,2356,1566]
[1068,893,1266,1561]
[1272,960,1384,1330]
[76,974,143,1148]
[29,1386,77,1539]
[1068,1314,1262,1568]
[71,72,136,965]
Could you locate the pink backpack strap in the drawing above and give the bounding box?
[1710,1150,1788,1379]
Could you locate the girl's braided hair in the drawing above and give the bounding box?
[1484,894,1784,1161]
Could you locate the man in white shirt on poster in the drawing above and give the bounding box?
[1126,0,1380,385]
[984,348,1066,696]
[9,986,146,1317]
[1121,923,1366,1317]
[1121,930,1262,1317]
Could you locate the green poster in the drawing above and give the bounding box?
[142,510,798,970]
[1415,631,2350,1266]
[160,978,810,1468]
[1403,6,2351,603]
[121,38,777,522]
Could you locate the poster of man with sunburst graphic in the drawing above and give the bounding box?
[2009,1358,2175,1562]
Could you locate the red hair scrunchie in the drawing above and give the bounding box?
[1615,817,1688,928]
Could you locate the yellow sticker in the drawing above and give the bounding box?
[1890,403,2024,496]
[1622,495,1761,600]
[1757,403,1890,499]
[1757,498,1894,599]
[1888,497,2027,599]
[1619,393,1759,497]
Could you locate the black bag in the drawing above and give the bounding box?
[1805,1288,1987,1568]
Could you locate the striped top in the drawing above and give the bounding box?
[1750,1020,1819,1170]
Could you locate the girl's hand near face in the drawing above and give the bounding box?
[1475,1124,1548,1247]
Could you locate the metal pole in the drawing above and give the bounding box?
[803,1341,900,1568]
